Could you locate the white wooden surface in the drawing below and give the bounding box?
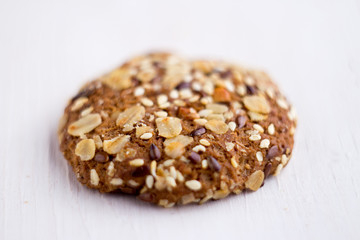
[1,0,360,239]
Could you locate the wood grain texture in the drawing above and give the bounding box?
[1,0,360,239]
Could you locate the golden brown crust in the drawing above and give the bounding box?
[58,52,297,207]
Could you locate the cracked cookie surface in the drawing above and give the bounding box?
[58,52,297,207]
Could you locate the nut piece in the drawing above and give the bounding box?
[213,87,231,102]
[75,139,96,161]
[164,135,193,158]
[116,105,145,132]
[260,139,270,148]
[103,134,130,154]
[206,103,228,113]
[243,95,270,114]
[225,142,235,151]
[274,164,283,176]
[93,135,103,149]
[68,113,102,136]
[185,180,202,191]
[135,126,153,138]
[181,193,196,205]
[156,117,182,138]
[248,111,268,122]
[90,169,100,186]
[178,107,200,120]
[228,121,236,131]
[102,68,132,90]
[71,97,88,111]
[245,170,264,191]
[205,120,229,134]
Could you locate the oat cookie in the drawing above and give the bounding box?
[58,52,297,207]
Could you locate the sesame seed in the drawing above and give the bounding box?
[194,119,208,126]
[185,180,202,191]
[200,96,213,105]
[266,88,275,98]
[189,95,200,102]
[268,124,275,135]
[288,107,297,121]
[155,111,168,117]
[176,170,184,182]
[281,154,288,165]
[260,139,270,148]
[253,124,264,133]
[145,175,154,189]
[202,159,208,169]
[244,76,255,85]
[180,89,193,99]
[163,159,175,167]
[134,87,145,96]
[184,74,193,82]
[223,111,234,120]
[224,80,235,92]
[192,82,202,91]
[165,176,177,188]
[228,121,236,131]
[169,90,179,99]
[192,145,206,153]
[236,85,247,96]
[225,142,235,151]
[150,160,157,176]
[198,109,213,117]
[110,178,123,186]
[256,151,263,162]
[157,94,168,105]
[249,134,261,141]
[199,139,210,146]
[169,166,177,178]
[148,114,155,122]
[174,100,186,106]
[141,97,154,107]
[129,159,144,167]
[277,98,288,109]
[203,81,214,95]
[159,102,170,109]
[290,126,295,135]
[230,156,238,168]
[128,180,139,187]
[140,132,153,140]
[107,161,115,177]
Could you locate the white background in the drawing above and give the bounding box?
[1,0,360,239]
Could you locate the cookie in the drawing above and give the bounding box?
[58,52,297,207]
